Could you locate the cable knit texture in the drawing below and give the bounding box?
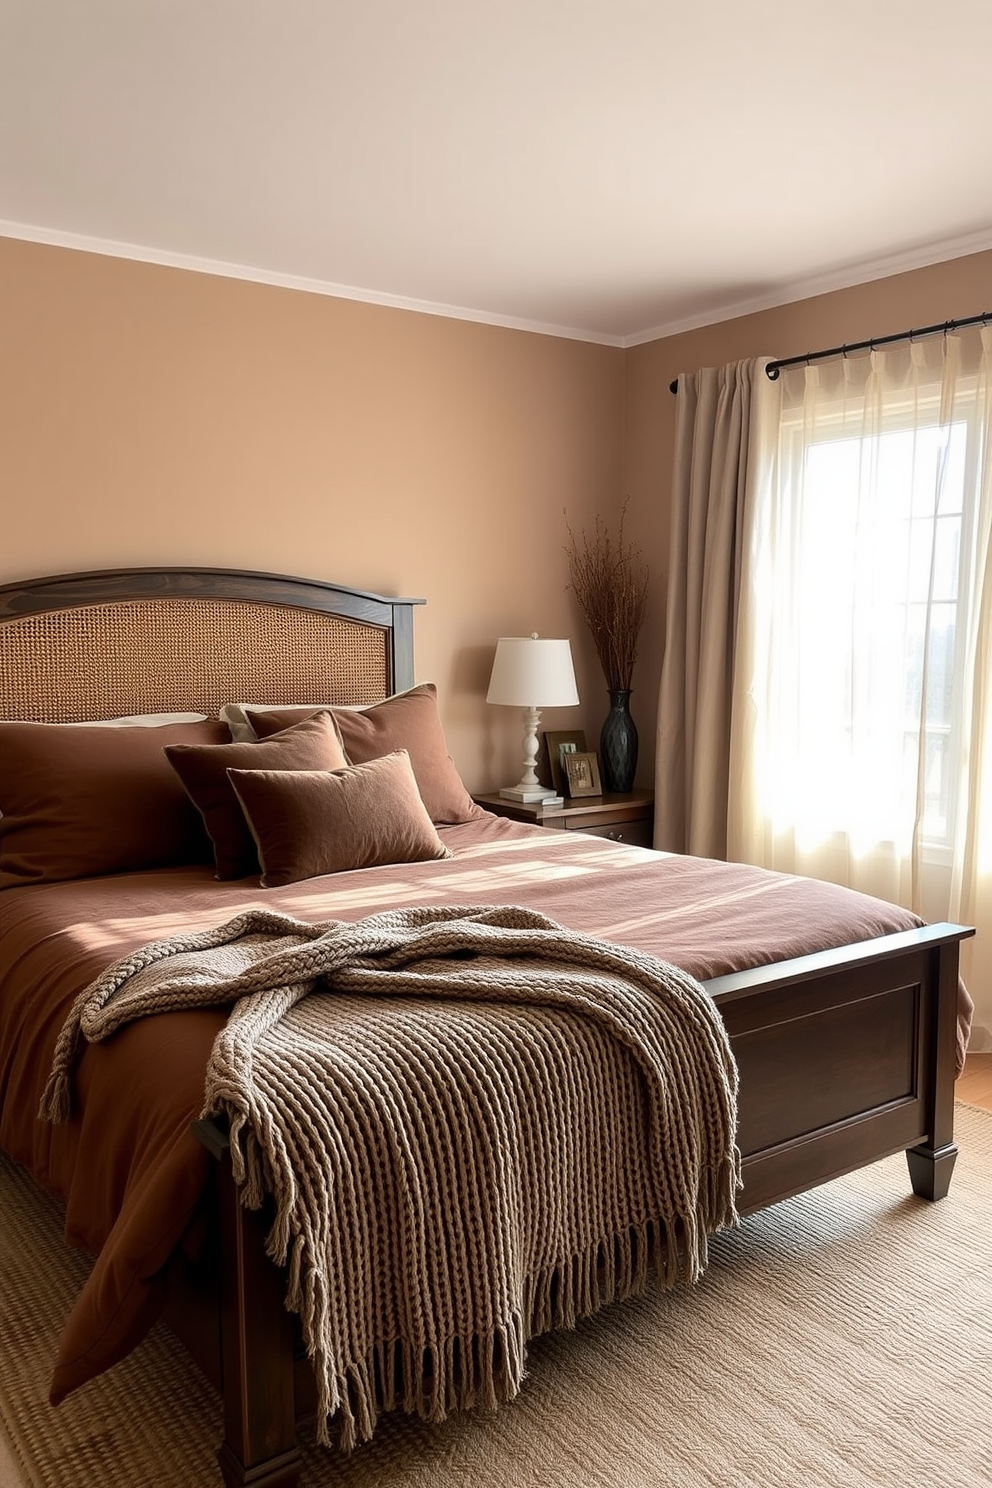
[42,904,740,1448]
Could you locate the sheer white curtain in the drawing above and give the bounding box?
[730,327,992,1048]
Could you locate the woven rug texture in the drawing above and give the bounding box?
[1,1105,990,1488]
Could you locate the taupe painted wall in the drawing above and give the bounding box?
[4,235,989,791]
[624,248,992,769]
[0,237,624,791]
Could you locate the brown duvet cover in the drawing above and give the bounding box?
[0,813,971,1403]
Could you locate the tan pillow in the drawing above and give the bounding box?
[227,750,452,887]
[0,718,227,889]
[244,684,483,825]
[74,712,210,726]
[165,711,348,879]
[219,701,355,744]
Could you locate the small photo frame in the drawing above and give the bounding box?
[564,750,602,798]
[543,730,587,795]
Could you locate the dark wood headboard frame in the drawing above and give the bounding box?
[0,566,426,714]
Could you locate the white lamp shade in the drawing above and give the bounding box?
[486,636,579,708]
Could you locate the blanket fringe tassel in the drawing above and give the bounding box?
[293,1198,738,1450]
[223,1121,741,1450]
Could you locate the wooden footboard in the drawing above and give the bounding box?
[185,920,972,1488]
[707,922,971,1212]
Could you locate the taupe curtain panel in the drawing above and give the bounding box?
[654,359,768,856]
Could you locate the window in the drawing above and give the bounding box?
[724,327,991,1040]
[733,333,991,932]
[774,397,980,855]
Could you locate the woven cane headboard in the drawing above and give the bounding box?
[0,568,424,722]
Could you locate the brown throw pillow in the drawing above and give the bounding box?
[0,718,228,889]
[165,711,348,879]
[237,705,343,737]
[227,749,452,887]
[244,684,483,825]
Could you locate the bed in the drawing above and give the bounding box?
[0,566,974,1488]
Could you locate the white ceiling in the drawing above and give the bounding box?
[3,1,992,347]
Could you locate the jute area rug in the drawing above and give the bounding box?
[2,1107,990,1488]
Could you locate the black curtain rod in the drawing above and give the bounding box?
[667,308,992,394]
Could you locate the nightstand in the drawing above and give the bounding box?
[472,789,655,849]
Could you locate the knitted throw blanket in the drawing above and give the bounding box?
[43,904,740,1448]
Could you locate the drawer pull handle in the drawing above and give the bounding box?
[607,831,624,842]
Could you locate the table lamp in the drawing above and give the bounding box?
[486,634,579,801]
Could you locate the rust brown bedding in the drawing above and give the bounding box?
[0,813,970,1403]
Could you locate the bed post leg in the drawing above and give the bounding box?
[905,1141,957,1201]
[905,940,960,1202]
[194,1120,303,1488]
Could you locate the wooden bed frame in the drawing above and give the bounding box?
[0,567,973,1488]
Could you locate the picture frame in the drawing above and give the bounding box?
[542,729,587,795]
[564,750,602,798]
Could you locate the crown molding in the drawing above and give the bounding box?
[622,224,992,347]
[4,215,991,352]
[0,219,624,348]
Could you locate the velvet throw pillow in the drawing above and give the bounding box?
[165,710,348,879]
[0,718,228,890]
[227,749,452,887]
[244,684,483,826]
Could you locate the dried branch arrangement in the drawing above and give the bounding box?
[564,503,649,692]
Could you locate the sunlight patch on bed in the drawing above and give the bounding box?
[571,844,657,869]
[436,861,595,890]
[451,836,653,872]
[79,902,271,948]
[277,861,598,914]
[447,833,582,860]
[276,880,431,913]
[596,874,791,939]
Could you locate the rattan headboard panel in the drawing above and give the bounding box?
[0,569,424,723]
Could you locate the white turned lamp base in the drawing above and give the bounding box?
[499,704,557,802]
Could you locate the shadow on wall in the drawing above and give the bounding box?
[448,643,499,788]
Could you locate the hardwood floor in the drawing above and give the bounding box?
[957,1052,992,1111]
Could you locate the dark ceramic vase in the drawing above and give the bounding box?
[600,689,637,793]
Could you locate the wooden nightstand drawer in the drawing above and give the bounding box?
[473,790,654,845]
[568,817,654,849]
